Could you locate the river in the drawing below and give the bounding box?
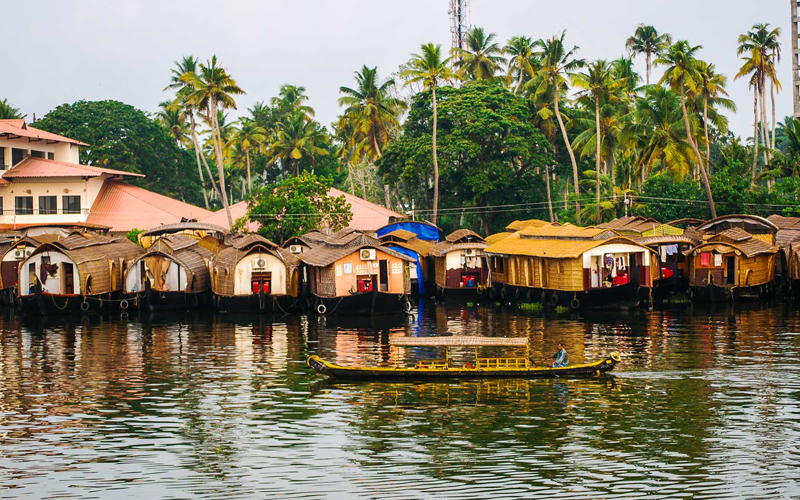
[0,301,799,499]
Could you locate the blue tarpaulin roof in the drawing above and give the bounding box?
[378,221,441,242]
[385,244,426,295]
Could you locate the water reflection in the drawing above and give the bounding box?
[0,303,798,498]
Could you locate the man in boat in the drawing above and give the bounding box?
[552,343,568,368]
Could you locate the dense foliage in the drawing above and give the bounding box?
[239,172,351,244]
[33,100,203,206]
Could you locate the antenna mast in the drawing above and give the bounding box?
[449,0,471,50]
[793,0,800,117]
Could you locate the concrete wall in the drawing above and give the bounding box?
[0,139,79,168]
[0,177,99,224]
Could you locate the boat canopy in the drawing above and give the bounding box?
[390,336,528,347]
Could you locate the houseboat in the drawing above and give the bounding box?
[485,222,656,309]
[429,229,489,301]
[17,232,144,315]
[210,234,300,313]
[124,234,216,311]
[299,229,414,315]
[634,233,701,301]
[686,228,779,301]
[767,214,800,295]
[0,234,26,306]
[378,228,434,296]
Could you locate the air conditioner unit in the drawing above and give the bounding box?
[25,250,31,257]
[289,245,303,254]
[252,257,268,270]
[464,249,476,257]
[360,248,377,261]
[14,250,21,259]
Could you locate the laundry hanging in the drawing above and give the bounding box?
[714,253,723,267]
[700,252,711,266]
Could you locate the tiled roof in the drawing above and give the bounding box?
[86,180,212,232]
[3,157,143,179]
[0,120,88,146]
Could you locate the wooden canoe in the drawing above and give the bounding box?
[307,353,621,380]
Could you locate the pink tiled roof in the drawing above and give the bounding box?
[201,189,404,233]
[0,119,88,146]
[87,180,212,232]
[3,157,143,179]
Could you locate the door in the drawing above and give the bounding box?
[63,263,74,294]
[379,260,389,292]
[726,256,736,285]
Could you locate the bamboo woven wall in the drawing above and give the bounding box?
[739,254,775,286]
[435,258,446,287]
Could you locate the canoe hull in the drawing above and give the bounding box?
[307,354,620,380]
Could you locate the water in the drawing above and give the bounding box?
[1,301,799,499]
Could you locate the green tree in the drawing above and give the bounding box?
[656,40,716,218]
[452,27,505,81]
[265,112,329,178]
[181,55,245,228]
[533,31,586,222]
[242,172,352,244]
[0,98,22,119]
[378,82,554,234]
[235,117,267,192]
[695,61,735,167]
[155,100,188,146]
[33,100,204,206]
[625,24,672,86]
[504,36,538,94]
[400,43,458,225]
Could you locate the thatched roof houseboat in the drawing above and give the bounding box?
[634,234,701,301]
[378,228,433,296]
[485,222,656,309]
[124,234,216,311]
[18,232,143,315]
[298,229,414,315]
[685,227,779,301]
[210,234,299,313]
[429,229,489,300]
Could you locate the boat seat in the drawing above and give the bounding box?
[414,359,451,369]
[476,357,529,369]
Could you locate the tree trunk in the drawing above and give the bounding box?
[595,96,602,224]
[210,100,233,229]
[703,95,711,169]
[760,82,770,165]
[611,152,617,199]
[245,148,252,193]
[545,166,554,222]
[432,85,440,225]
[771,72,777,152]
[645,52,651,87]
[515,65,525,95]
[680,84,716,218]
[189,114,210,210]
[192,116,222,205]
[752,88,759,181]
[553,77,581,224]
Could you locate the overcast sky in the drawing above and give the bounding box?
[5,0,793,138]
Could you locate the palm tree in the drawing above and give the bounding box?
[236,118,267,193]
[656,40,716,218]
[533,31,586,222]
[625,24,672,86]
[452,27,505,81]
[0,99,22,119]
[573,60,624,222]
[400,43,458,225]
[266,112,329,177]
[182,55,245,228]
[155,100,188,146]
[504,36,538,94]
[339,66,406,207]
[695,61,736,167]
[271,84,315,122]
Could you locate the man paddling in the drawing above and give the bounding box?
[552,343,568,368]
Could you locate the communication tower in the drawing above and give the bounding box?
[793,1,800,117]
[449,0,471,50]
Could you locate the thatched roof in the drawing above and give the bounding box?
[228,233,278,250]
[299,231,414,267]
[597,216,666,235]
[767,215,800,229]
[485,232,514,245]
[634,235,701,247]
[505,219,552,232]
[129,235,215,292]
[141,222,229,237]
[697,214,777,235]
[383,238,433,257]
[688,232,778,258]
[518,223,615,240]
[485,233,649,259]
[445,229,485,243]
[380,229,417,242]
[390,335,528,347]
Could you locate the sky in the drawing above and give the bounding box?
[4,0,793,138]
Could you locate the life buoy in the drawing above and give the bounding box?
[80,300,90,312]
[526,289,533,303]
[686,288,694,299]
[570,297,580,309]
[316,303,327,315]
[476,285,485,295]
[550,293,560,306]
[513,288,521,303]
[500,287,507,300]
[403,298,412,313]
[488,287,497,300]
[120,299,129,311]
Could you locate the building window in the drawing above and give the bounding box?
[0,147,6,169]
[0,197,4,215]
[39,196,57,215]
[31,150,45,159]
[47,152,55,160]
[15,196,33,215]
[63,195,81,214]
[11,148,26,166]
